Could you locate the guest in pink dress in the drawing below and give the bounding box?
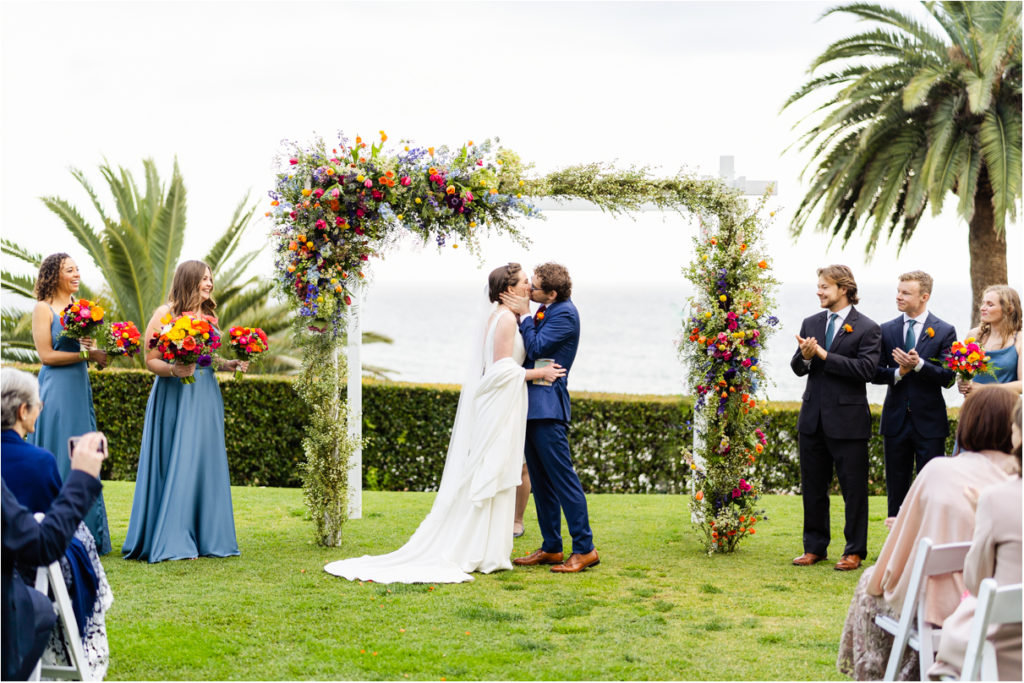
[837,386,1020,680]
[928,399,1022,681]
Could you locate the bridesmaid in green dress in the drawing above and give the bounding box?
[122,260,247,562]
[28,253,112,554]
[958,285,1022,397]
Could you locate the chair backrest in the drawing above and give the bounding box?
[960,580,1024,681]
[26,513,87,682]
[883,537,972,680]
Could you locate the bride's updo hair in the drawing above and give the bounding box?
[488,263,522,303]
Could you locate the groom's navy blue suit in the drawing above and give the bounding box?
[519,298,594,555]
[871,312,957,516]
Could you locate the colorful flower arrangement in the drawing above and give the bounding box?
[58,299,105,359]
[104,321,142,360]
[268,132,540,335]
[679,193,779,554]
[227,326,269,380]
[944,337,995,380]
[148,313,221,384]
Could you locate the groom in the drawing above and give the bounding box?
[501,263,598,573]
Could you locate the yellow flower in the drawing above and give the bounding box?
[356,174,365,182]
[301,188,312,197]
[396,214,404,220]
[161,314,172,324]
[415,198,422,204]
[704,312,712,319]
[719,295,727,302]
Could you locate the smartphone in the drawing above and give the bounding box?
[68,434,107,458]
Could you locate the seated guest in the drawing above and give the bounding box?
[2,432,105,681]
[928,399,1022,681]
[837,385,1020,680]
[0,368,112,679]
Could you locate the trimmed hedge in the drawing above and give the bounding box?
[12,366,959,495]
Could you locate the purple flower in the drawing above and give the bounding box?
[197,354,212,367]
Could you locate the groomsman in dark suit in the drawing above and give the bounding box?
[790,265,882,571]
[871,270,957,518]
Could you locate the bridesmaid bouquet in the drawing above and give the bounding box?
[149,313,221,384]
[58,299,105,359]
[226,326,269,380]
[103,321,143,361]
[944,337,996,380]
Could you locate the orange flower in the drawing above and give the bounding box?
[428,147,435,157]
[757,260,768,268]
[90,306,104,321]
[843,323,853,333]
[926,327,935,338]
[755,444,764,453]
[446,186,456,195]
[379,130,387,142]
[695,491,704,501]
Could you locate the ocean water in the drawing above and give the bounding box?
[359,279,976,406]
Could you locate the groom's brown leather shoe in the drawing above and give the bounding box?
[792,552,827,566]
[834,554,863,571]
[513,549,563,566]
[550,549,600,573]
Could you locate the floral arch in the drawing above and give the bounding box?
[269,132,777,553]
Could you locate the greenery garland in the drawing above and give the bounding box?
[293,329,351,546]
[679,192,780,553]
[269,130,769,548]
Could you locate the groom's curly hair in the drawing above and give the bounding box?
[534,263,572,302]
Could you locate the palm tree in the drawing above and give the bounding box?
[1,159,290,366]
[784,1,1021,324]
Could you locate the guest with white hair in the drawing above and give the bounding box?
[1,367,112,679]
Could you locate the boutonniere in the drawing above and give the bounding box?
[843,323,853,333]
[926,327,935,338]
[535,311,545,321]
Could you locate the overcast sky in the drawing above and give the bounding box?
[1,0,1020,295]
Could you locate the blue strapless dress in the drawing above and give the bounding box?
[122,361,240,563]
[28,306,111,554]
[974,337,1020,384]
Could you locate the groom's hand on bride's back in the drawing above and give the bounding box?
[500,292,531,316]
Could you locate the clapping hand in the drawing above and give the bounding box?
[892,348,919,375]
[499,292,531,316]
[795,334,819,360]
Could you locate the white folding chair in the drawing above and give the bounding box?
[875,537,972,681]
[27,513,88,681]
[960,579,1023,681]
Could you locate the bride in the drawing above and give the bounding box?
[324,263,566,583]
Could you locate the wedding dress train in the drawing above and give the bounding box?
[324,307,527,583]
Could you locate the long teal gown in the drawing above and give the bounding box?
[974,335,1020,385]
[28,304,112,554]
[121,357,240,563]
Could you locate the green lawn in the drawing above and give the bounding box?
[99,482,889,680]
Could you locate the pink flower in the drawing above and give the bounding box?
[477,159,483,166]
[371,190,383,200]
[356,209,365,217]
[732,488,742,498]
[289,211,297,220]
[363,179,373,188]
[464,191,474,202]
[360,254,369,261]
[741,358,752,368]
[331,188,340,198]
[354,227,365,236]
[335,217,346,227]
[313,188,324,199]
[289,158,298,165]
[400,176,411,186]
[739,479,752,491]
[315,219,326,230]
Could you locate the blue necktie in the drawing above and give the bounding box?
[905,320,916,351]
[824,313,838,350]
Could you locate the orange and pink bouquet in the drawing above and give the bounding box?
[58,299,105,359]
[227,326,269,380]
[944,337,996,380]
[148,313,220,384]
[104,321,143,360]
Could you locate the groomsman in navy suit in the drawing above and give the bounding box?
[871,271,957,518]
[501,263,597,573]
[791,265,881,571]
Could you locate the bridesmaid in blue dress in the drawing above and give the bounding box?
[122,260,247,562]
[958,285,1022,397]
[29,253,112,554]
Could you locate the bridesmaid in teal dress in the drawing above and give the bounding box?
[958,285,1022,397]
[122,260,248,562]
[29,253,112,554]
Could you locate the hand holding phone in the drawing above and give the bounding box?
[68,432,107,479]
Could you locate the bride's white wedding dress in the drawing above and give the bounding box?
[324,306,527,583]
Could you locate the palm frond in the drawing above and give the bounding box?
[1,238,42,267]
[205,193,257,275]
[149,162,187,301]
[39,196,108,272]
[979,101,1022,232]
[1,271,38,301]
